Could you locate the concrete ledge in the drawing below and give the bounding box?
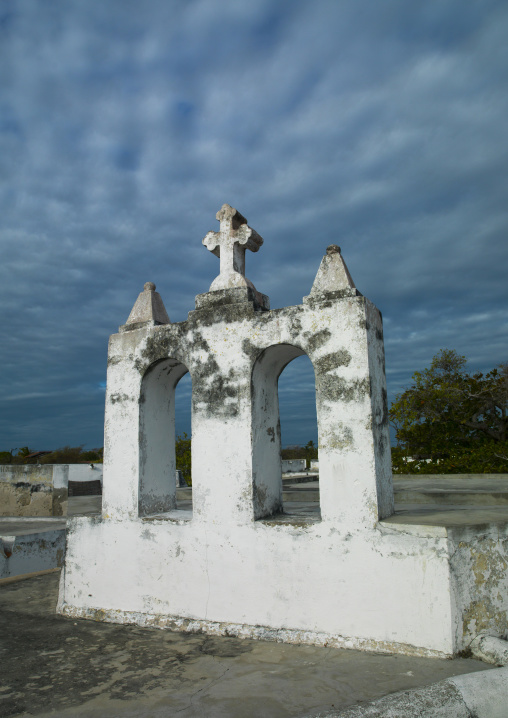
[316,666,508,718]
[58,601,449,659]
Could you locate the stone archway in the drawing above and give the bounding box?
[251,343,318,520]
[139,358,190,516]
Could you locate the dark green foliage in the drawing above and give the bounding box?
[9,447,36,464]
[175,433,192,486]
[40,446,87,464]
[281,440,318,468]
[39,447,102,464]
[303,440,318,468]
[80,448,104,463]
[390,349,508,473]
[281,445,305,460]
[1,446,103,464]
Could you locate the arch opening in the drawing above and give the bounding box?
[139,358,192,517]
[251,344,320,521]
[174,372,192,511]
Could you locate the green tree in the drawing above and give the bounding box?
[281,445,305,461]
[38,446,104,464]
[0,445,104,465]
[10,447,35,464]
[81,448,103,463]
[303,440,318,469]
[175,433,192,486]
[40,446,84,464]
[390,349,508,473]
[281,441,318,468]
[0,448,17,464]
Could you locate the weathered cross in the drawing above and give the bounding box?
[203,204,263,292]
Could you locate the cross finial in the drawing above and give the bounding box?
[203,204,263,292]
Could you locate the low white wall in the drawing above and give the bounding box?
[1,465,56,516]
[53,465,103,489]
[281,459,307,473]
[0,464,102,516]
[0,464,54,486]
[59,515,508,657]
[59,518,462,657]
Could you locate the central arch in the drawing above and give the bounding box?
[251,343,315,519]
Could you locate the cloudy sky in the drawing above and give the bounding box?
[1,0,507,452]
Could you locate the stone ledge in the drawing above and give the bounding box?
[194,286,269,311]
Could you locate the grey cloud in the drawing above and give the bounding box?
[1,0,507,449]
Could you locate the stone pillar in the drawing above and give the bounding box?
[101,331,144,520]
[303,246,394,528]
[188,300,262,525]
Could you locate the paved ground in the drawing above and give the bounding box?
[0,572,493,718]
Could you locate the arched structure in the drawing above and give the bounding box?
[139,358,189,516]
[59,206,508,659]
[251,343,308,519]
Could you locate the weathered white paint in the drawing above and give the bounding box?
[0,464,103,490]
[0,465,55,517]
[59,206,508,657]
[0,464,102,517]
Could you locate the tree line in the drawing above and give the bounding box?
[0,446,103,465]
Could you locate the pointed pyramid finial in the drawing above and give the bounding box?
[307,245,358,299]
[122,282,170,330]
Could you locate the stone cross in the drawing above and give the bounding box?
[203,204,263,292]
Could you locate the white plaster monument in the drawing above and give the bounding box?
[58,204,508,658]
